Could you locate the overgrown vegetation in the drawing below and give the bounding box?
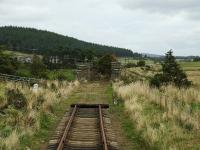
[0,80,79,149]
[113,81,200,149]
[137,60,146,67]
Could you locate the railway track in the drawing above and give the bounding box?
[48,104,119,150]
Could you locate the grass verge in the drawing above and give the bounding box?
[106,84,149,150]
[19,90,79,149]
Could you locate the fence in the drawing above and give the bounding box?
[0,73,41,84]
[76,63,91,80]
[111,62,121,80]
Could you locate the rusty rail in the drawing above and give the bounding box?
[57,105,77,150]
[71,103,109,108]
[52,104,110,150]
[99,105,109,150]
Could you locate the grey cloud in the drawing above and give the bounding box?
[0,0,199,56]
[0,0,50,22]
[118,0,200,19]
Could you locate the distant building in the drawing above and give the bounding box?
[49,56,61,64]
[16,56,33,63]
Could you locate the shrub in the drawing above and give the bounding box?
[124,63,137,68]
[150,74,165,88]
[137,60,146,67]
[51,83,57,91]
[145,65,151,70]
[6,89,27,109]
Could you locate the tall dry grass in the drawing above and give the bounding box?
[113,81,200,149]
[0,80,79,149]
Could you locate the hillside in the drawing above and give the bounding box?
[0,26,133,57]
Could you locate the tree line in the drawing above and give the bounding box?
[0,26,134,58]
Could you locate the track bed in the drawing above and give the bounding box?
[48,104,119,150]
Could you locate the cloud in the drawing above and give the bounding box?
[118,0,200,19]
[0,0,49,22]
[0,0,199,56]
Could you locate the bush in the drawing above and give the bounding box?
[137,60,146,67]
[150,74,165,88]
[145,65,151,70]
[6,89,27,109]
[124,63,137,68]
[51,83,57,91]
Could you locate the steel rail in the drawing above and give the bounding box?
[57,105,77,150]
[99,105,109,150]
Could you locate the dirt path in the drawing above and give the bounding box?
[42,81,144,150]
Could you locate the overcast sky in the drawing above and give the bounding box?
[0,0,200,56]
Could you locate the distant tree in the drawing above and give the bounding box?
[97,54,117,77]
[31,55,47,78]
[85,49,95,61]
[132,53,143,58]
[0,51,18,74]
[0,26,134,58]
[137,60,146,67]
[150,50,191,88]
[193,57,200,62]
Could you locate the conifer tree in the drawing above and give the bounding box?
[150,50,191,87]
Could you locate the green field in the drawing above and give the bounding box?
[179,61,200,71]
[2,50,35,57]
[118,57,154,65]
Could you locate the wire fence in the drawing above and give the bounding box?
[0,73,41,84]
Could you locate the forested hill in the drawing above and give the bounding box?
[0,26,133,57]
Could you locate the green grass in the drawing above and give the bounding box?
[47,69,75,81]
[16,64,32,77]
[179,61,200,71]
[15,64,75,81]
[2,50,41,58]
